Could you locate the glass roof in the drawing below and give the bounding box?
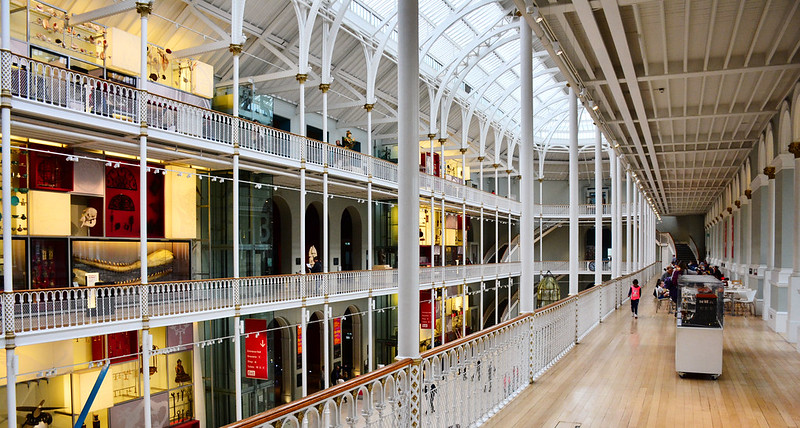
[338,0,599,150]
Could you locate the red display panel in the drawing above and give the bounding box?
[105,161,164,238]
[245,319,269,380]
[29,145,73,192]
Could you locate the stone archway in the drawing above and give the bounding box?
[306,310,325,394]
[305,202,323,268]
[271,195,293,274]
[341,305,363,376]
[340,207,363,270]
[266,316,292,406]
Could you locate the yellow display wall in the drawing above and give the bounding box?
[29,190,71,235]
[106,27,141,76]
[164,166,197,239]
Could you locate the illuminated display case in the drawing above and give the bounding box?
[675,275,724,379]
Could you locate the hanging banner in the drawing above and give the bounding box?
[296,325,302,355]
[245,319,268,380]
[420,290,434,329]
[333,318,342,346]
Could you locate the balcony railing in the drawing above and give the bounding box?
[4,52,518,214]
[6,262,519,339]
[227,263,661,428]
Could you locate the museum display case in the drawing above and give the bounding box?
[675,275,724,379]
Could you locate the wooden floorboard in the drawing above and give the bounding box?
[484,281,800,428]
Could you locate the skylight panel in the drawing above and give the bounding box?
[463,3,506,35]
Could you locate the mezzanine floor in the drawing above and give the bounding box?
[485,287,800,427]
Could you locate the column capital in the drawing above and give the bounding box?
[492,163,499,169]
[789,142,800,159]
[477,156,484,162]
[745,189,752,199]
[228,44,243,55]
[506,169,513,175]
[363,103,374,112]
[764,166,776,179]
[427,133,436,140]
[735,200,741,208]
[727,206,732,214]
[295,73,309,84]
[459,148,467,154]
[318,83,331,93]
[135,1,153,16]
[438,138,447,145]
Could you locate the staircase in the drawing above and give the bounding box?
[675,243,696,264]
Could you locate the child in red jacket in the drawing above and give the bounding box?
[628,279,641,319]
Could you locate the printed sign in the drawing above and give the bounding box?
[420,290,434,329]
[333,318,342,346]
[245,319,268,380]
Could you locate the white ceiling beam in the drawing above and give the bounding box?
[217,70,297,87]
[608,110,777,124]
[655,147,752,156]
[596,0,669,211]
[172,39,231,58]
[583,57,800,86]
[68,0,137,26]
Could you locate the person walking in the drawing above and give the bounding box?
[628,279,642,319]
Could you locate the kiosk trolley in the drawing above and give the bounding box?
[675,275,724,379]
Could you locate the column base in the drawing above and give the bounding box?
[767,307,788,334]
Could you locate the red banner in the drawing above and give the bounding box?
[333,318,342,346]
[420,290,434,329]
[245,319,268,380]
[296,325,302,355]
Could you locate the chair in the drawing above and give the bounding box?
[734,290,757,316]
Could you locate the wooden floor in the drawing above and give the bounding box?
[484,279,800,428]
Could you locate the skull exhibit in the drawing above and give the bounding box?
[80,207,98,228]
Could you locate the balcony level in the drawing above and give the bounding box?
[4,52,521,217]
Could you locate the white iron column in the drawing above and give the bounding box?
[615,156,622,277]
[365,104,374,157]
[764,166,776,321]
[137,4,151,426]
[229,40,243,422]
[788,143,800,341]
[300,307,308,396]
[568,87,578,295]
[2,0,17,424]
[744,187,752,290]
[192,322,207,428]
[461,149,467,265]
[299,74,308,282]
[321,83,330,273]
[626,170,632,273]
[397,0,420,359]
[429,133,436,268]
[368,180,373,269]
[440,138,446,267]
[609,150,618,278]
[367,297,374,371]
[634,183,640,270]
[594,128,602,285]
[323,303,330,388]
[323,166,329,272]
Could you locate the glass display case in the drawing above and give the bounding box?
[677,275,724,328]
[675,275,724,379]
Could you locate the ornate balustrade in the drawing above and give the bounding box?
[8,262,519,338]
[3,52,518,214]
[227,263,660,428]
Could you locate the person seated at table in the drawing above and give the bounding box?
[654,279,669,299]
